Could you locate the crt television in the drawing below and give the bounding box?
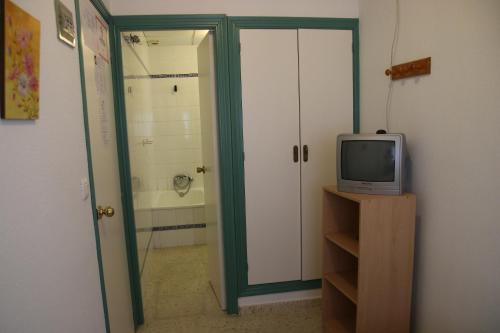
[336,133,408,195]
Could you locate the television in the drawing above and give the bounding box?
[336,133,408,195]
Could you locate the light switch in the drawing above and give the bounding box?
[80,178,90,201]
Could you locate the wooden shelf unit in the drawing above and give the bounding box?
[325,232,359,257]
[324,271,358,304]
[322,186,416,333]
[325,317,356,333]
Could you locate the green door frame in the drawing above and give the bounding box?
[226,16,360,297]
[74,0,115,332]
[110,15,240,322]
[77,9,360,327]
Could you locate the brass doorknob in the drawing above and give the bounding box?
[196,166,207,174]
[97,206,115,219]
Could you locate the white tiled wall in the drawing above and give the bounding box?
[152,206,206,248]
[124,43,204,192]
[122,34,155,273]
[153,206,204,226]
[123,36,206,251]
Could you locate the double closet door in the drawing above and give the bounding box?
[241,29,354,285]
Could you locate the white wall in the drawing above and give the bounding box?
[0,1,105,333]
[121,35,155,273]
[123,39,206,255]
[100,0,112,10]
[122,34,155,193]
[125,43,204,192]
[108,0,358,17]
[359,0,500,331]
[148,45,204,191]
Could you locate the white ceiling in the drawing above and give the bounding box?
[124,30,209,47]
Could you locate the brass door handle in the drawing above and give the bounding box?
[97,206,115,220]
[196,166,207,174]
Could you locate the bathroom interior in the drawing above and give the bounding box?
[120,29,226,326]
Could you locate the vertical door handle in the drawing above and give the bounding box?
[293,145,299,163]
[303,145,309,162]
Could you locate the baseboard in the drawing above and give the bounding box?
[238,288,321,307]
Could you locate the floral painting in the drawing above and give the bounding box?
[1,0,40,120]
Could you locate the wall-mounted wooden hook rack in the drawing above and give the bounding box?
[385,57,431,80]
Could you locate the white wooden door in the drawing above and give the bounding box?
[197,32,226,308]
[240,29,302,285]
[79,1,134,332]
[299,29,354,280]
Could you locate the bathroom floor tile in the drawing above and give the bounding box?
[138,245,321,333]
[158,276,210,296]
[154,292,207,319]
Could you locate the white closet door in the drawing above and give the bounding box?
[240,29,302,285]
[299,29,354,280]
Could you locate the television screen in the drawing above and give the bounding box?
[341,140,396,182]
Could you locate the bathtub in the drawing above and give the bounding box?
[133,189,206,250]
[153,189,204,209]
[134,188,204,210]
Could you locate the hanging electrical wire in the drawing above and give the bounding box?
[386,0,401,132]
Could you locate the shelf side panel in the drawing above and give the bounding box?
[357,196,416,333]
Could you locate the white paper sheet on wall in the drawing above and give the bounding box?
[94,55,106,97]
[96,16,110,63]
[81,0,112,145]
[94,56,110,144]
[81,0,98,53]
[98,97,110,145]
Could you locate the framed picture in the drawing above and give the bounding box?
[55,0,76,47]
[1,0,41,120]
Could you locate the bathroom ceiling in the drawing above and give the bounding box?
[141,30,209,47]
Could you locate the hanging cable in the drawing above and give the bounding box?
[385,0,401,132]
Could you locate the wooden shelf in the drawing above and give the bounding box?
[322,187,416,332]
[324,271,358,304]
[325,317,356,333]
[325,232,359,257]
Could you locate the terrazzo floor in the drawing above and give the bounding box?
[137,245,322,333]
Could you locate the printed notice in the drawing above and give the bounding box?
[98,98,110,145]
[81,0,98,53]
[96,16,109,63]
[94,56,110,144]
[94,55,106,97]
